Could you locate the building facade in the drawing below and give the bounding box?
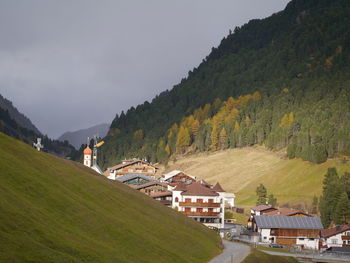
[172,182,225,229]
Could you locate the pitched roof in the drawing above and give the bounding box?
[254,215,323,230]
[108,159,157,171]
[263,208,311,217]
[116,174,155,183]
[134,181,167,190]
[181,182,219,196]
[212,182,225,192]
[251,204,275,212]
[162,170,196,181]
[150,191,172,198]
[173,182,188,191]
[321,224,350,238]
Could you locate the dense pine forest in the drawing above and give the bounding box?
[99,0,350,168]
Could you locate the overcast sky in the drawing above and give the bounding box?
[0,0,290,138]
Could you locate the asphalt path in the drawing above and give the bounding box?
[208,240,250,263]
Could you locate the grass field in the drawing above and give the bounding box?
[0,133,221,263]
[242,249,298,263]
[164,147,350,207]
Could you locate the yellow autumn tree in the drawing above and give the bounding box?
[176,126,191,153]
[191,119,200,139]
[133,129,144,140]
[219,127,228,149]
[210,123,219,151]
[165,144,171,155]
[234,121,240,132]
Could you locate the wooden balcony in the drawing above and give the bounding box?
[342,235,350,240]
[181,211,220,217]
[179,202,220,208]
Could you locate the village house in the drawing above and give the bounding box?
[172,181,225,229]
[250,204,277,217]
[262,207,312,217]
[320,224,350,249]
[115,174,155,185]
[161,170,196,184]
[104,158,158,180]
[133,181,168,195]
[150,191,172,206]
[253,215,323,250]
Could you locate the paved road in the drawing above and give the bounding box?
[261,250,350,262]
[209,240,250,263]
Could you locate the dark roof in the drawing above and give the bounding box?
[321,224,350,238]
[212,182,225,192]
[254,215,323,230]
[181,182,219,196]
[134,181,167,190]
[116,174,155,183]
[251,204,275,212]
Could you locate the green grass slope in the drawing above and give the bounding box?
[164,147,350,207]
[0,133,221,263]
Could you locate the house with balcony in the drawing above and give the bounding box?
[104,158,158,180]
[172,181,225,229]
[320,224,350,249]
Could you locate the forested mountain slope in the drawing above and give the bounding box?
[0,94,42,135]
[99,0,350,168]
[0,133,221,263]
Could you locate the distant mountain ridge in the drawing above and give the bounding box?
[58,123,109,149]
[0,94,41,135]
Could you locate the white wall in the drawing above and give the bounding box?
[296,238,319,250]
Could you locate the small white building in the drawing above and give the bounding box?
[321,225,350,249]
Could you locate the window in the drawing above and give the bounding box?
[185,207,191,212]
[299,238,305,241]
[263,237,267,240]
[197,199,203,203]
[343,241,346,245]
[208,208,213,212]
[208,199,213,203]
[197,208,203,213]
[331,239,337,244]
[175,197,178,202]
[309,238,315,241]
[185,198,191,203]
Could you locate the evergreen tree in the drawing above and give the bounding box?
[256,184,267,205]
[268,194,277,207]
[334,192,350,224]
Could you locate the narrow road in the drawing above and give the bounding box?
[208,240,250,263]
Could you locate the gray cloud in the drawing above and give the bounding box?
[0,0,290,138]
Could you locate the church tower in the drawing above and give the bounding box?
[83,146,92,167]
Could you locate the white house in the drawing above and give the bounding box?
[321,224,350,249]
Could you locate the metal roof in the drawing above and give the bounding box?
[116,174,155,183]
[254,215,323,230]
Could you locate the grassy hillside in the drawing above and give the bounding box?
[164,147,350,207]
[0,132,221,263]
